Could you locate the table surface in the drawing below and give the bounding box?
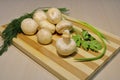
[0,0,120,80]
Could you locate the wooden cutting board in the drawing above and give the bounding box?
[0,20,120,80]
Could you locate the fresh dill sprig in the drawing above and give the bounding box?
[0,12,34,55]
[0,8,68,55]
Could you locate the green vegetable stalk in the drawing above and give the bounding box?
[63,14,107,61]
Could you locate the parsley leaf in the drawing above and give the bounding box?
[82,29,95,41]
[72,30,102,52]
[89,40,102,51]
[81,41,90,51]
[72,34,82,47]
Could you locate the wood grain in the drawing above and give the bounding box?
[0,21,120,80]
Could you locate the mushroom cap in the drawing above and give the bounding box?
[38,20,55,34]
[37,29,52,44]
[56,20,73,34]
[33,9,47,24]
[56,38,76,56]
[21,18,38,35]
[47,8,62,24]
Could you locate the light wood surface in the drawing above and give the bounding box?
[0,20,120,80]
[0,0,120,80]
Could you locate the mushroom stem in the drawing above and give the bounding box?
[62,30,70,44]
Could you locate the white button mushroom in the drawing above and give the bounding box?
[38,20,56,34]
[47,8,62,24]
[21,18,38,35]
[56,30,77,56]
[37,29,52,44]
[56,20,73,34]
[33,9,47,24]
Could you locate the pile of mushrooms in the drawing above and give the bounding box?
[21,7,77,57]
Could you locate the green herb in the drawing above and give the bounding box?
[89,40,102,51]
[0,12,34,55]
[63,14,107,61]
[0,8,68,55]
[72,30,102,51]
[72,34,82,47]
[82,29,95,41]
[81,41,90,50]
